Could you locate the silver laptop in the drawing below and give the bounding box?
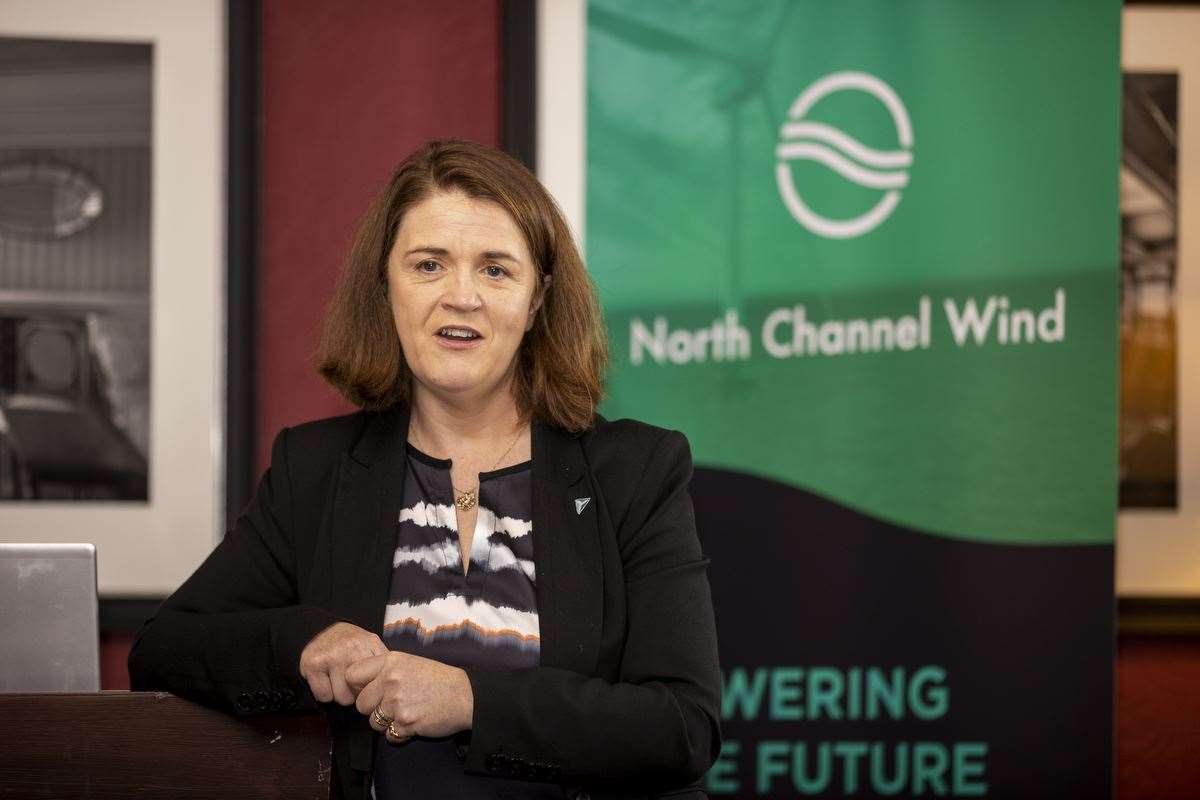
[0,543,100,692]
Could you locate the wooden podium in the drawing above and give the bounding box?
[0,691,332,799]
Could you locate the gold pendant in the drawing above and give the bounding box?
[454,490,477,511]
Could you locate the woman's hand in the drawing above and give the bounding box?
[298,622,388,706]
[346,651,474,741]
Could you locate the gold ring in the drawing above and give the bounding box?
[371,706,392,728]
[386,721,411,743]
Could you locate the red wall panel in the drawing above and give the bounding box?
[257,0,502,470]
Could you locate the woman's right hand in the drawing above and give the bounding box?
[299,621,389,706]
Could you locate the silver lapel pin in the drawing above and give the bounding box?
[574,497,591,515]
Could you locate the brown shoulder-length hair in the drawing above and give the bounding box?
[316,138,608,433]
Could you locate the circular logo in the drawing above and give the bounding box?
[775,71,913,239]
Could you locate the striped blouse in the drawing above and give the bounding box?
[370,443,560,798]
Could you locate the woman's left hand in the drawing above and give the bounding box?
[345,651,474,742]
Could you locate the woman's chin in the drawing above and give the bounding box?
[415,373,503,399]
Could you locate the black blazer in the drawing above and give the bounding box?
[128,401,721,800]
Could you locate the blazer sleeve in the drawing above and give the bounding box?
[461,428,722,788]
[126,426,350,715]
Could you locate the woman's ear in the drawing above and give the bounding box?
[526,273,553,331]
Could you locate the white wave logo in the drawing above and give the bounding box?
[775,71,913,239]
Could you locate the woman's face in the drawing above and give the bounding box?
[385,188,543,403]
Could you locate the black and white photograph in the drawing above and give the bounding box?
[0,37,151,501]
[1,0,226,599]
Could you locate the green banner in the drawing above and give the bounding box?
[587,1,1119,796]
[588,0,1120,546]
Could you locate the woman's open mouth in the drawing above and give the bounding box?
[435,326,483,348]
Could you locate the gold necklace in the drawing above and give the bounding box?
[410,421,524,511]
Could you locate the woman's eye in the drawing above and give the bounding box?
[484,265,508,279]
[416,260,440,273]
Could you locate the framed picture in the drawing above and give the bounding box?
[0,0,225,597]
[1119,5,1200,604]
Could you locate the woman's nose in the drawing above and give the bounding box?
[441,267,482,310]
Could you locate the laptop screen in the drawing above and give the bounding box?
[0,542,100,692]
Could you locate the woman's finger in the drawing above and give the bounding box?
[308,671,334,704]
[355,675,384,718]
[329,664,356,706]
[384,720,414,744]
[345,653,386,691]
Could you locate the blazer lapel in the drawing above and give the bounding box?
[532,418,604,676]
[329,402,411,636]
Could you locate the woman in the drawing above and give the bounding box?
[128,139,721,800]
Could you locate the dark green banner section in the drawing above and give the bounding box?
[691,467,1113,797]
[587,0,1120,545]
